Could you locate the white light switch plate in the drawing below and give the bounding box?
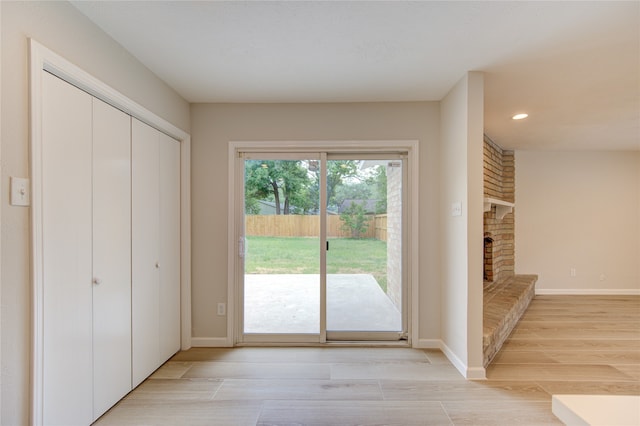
[451,201,462,216]
[10,177,30,206]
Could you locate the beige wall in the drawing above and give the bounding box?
[439,72,485,377]
[0,2,3,420]
[189,102,442,340]
[1,2,189,424]
[515,150,640,293]
[4,2,633,423]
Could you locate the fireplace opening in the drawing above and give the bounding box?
[484,234,494,282]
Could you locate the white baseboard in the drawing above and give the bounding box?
[439,341,466,378]
[417,339,487,379]
[536,288,640,295]
[414,338,441,349]
[190,336,487,379]
[190,337,233,347]
[466,367,487,380]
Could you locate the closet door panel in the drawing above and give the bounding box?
[41,72,93,425]
[92,98,132,419]
[159,134,181,360]
[131,118,161,387]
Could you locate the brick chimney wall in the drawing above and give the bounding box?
[483,136,515,283]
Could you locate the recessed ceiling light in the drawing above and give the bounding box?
[512,113,529,120]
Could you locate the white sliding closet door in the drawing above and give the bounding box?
[92,97,132,419]
[132,119,161,386]
[42,71,94,426]
[132,118,181,386]
[41,72,133,424]
[34,43,189,424]
[159,133,181,361]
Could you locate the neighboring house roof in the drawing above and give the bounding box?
[338,199,379,214]
[256,200,281,214]
[256,200,338,215]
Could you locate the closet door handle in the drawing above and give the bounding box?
[155,261,160,269]
[93,277,103,285]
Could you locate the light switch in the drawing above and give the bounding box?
[11,177,30,206]
[451,201,462,217]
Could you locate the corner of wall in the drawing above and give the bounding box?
[438,71,485,375]
[440,340,487,379]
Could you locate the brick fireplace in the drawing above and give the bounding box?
[482,135,537,367]
[483,137,514,283]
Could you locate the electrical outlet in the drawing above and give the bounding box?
[570,268,576,277]
[217,303,226,316]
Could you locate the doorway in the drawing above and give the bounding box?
[235,149,409,343]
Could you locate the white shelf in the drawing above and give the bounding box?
[483,197,515,219]
[552,394,640,426]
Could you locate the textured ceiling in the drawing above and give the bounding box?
[71,1,640,151]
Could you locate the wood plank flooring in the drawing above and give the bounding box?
[94,296,639,425]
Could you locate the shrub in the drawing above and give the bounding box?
[339,202,371,239]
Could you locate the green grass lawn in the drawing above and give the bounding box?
[245,236,388,292]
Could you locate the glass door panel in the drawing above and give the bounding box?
[239,152,406,343]
[243,157,321,335]
[326,158,404,336]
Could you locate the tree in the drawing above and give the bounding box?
[332,163,388,214]
[370,165,387,214]
[333,180,372,208]
[244,160,312,214]
[326,160,360,209]
[244,197,261,215]
[339,201,371,238]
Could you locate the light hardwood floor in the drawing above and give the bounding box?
[95,295,640,425]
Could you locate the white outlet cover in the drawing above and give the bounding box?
[217,303,226,316]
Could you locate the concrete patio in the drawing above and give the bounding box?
[244,274,401,334]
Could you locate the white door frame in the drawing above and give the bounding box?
[227,140,420,346]
[29,39,192,425]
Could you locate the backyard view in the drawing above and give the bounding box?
[245,236,388,292]
[243,157,402,335]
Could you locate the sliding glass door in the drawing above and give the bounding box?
[325,156,404,340]
[242,154,321,341]
[239,152,406,343]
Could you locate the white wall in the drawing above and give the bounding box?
[189,102,442,342]
[439,72,485,378]
[516,150,640,294]
[1,2,189,424]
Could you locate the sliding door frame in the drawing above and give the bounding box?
[238,152,324,344]
[324,152,408,342]
[227,140,419,346]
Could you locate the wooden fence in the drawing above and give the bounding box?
[246,214,387,241]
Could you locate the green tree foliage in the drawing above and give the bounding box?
[334,180,372,208]
[244,159,388,216]
[339,201,371,239]
[371,165,387,214]
[326,160,359,208]
[245,197,261,215]
[244,160,313,214]
[333,164,388,214]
